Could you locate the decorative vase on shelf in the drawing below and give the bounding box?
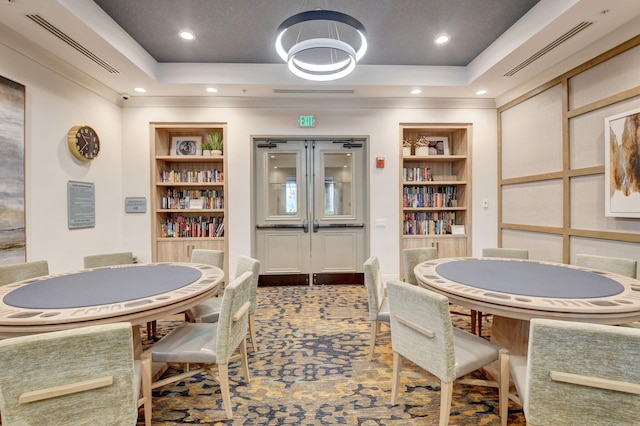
[211,149,222,156]
[202,149,213,156]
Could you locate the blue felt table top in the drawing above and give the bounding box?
[3,264,203,309]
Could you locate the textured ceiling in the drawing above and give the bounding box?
[92,0,540,66]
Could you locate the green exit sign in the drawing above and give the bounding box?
[298,115,316,127]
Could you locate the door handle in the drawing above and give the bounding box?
[313,222,365,232]
[303,219,309,233]
[256,224,306,229]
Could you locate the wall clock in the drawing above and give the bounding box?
[68,125,100,161]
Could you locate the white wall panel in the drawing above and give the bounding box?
[502,180,563,227]
[569,44,640,109]
[502,229,563,263]
[501,84,563,179]
[570,237,640,276]
[571,175,640,233]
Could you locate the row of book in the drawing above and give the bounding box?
[161,189,224,210]
[159,169,224,183]
[403,167,432,182]
[403,211,456,235]
[160,216,224,238]
[403,186,457,208]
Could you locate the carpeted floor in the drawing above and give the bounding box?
[137,285,526,425]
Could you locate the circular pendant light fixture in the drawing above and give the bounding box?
[275,9,367,81]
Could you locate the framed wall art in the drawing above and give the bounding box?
[604,107,640,217]
[171,136,202,156]
[0,76,26,265]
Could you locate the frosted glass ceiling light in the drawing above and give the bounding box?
[276,9,367,81]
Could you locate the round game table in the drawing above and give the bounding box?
[0,262,222,338]
[415,257,640,356]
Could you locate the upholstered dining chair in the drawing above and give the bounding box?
[401,247,438,285]
[387,280,508,426]
[505,318,640,425]
[0,260,49,286]
[83,251,135,269]
[478,247,530,336]
[0,322,151,426]
[575,253,637,278]
[363,256,390,360]
[186,255,261,352]
[142,270,253,421]
[190,248,225,295]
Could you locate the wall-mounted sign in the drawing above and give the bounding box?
[125,197,147,213]
[297,115,316,127]
[67,181,95,229]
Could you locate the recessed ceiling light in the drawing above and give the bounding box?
[134,87,146,93]
[179,30,195,40]
[411,89,422,95]
[206,87,218,93]
[434,34,450,45]
[476,89,487,95]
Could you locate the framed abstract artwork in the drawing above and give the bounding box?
[604,107,640,217]
[0,76,26,264]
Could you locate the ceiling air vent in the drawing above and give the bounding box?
[274,89,355,94]
[504,21,593,77]
[26,14,120,74]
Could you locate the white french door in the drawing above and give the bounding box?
[253,137,367,285]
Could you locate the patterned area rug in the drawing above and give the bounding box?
[137,285,525,425]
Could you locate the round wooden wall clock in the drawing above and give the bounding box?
[68,125,100,161]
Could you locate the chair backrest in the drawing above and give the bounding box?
[84,252,134,269]
[524,318,640,424]
[191,248,225,269]
[402,247,438,285]
[363,256,385,320]
[0,322,138,425]
[234,255,261,315]
[575,254,637,278]
[387,279,456,382]
[482,248,529,259]
[0,260,49,286]
[216,270,253,364]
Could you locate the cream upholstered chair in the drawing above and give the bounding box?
[0,260,49,286]
[401,247,438,285]
[575,254,637,278]
[505,318,640,425]
[0,322,151,426]
[190,248,225,295]
[363,256,390,360]
[83,251,134,269]
[402,247,478,333]
[478,248,530,336]
[186,255,261,352]
[387,280,508,426]
[142,270,253,420]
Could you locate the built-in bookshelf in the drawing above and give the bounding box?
[400,124,471,275]
[150,123,228,277]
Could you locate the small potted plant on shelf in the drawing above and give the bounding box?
[415,136,430,156]
[402,138,413,156]
[206,131,223,156]
[201,140,213,156]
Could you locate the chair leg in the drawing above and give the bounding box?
[390,351,403,404]
[470,310,478,335]
[248,314,258,352]
[369,320,379,360]
[217,363,233,420]
[499,349,510,426]
[477,311,483,336]
[239,338,251,384]
[141,353,153,426]
[439,380,453,426]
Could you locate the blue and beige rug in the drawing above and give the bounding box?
[138,285,525,425]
